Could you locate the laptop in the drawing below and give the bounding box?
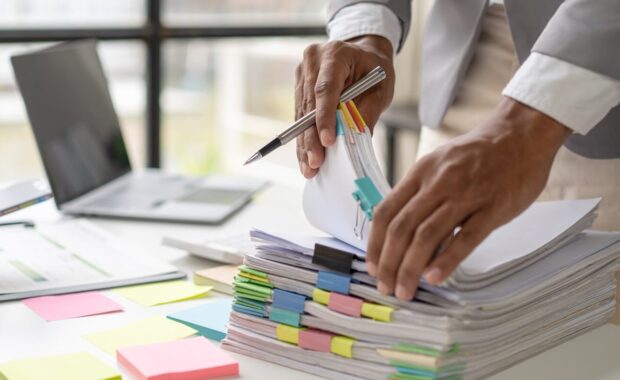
[11,40,267,224]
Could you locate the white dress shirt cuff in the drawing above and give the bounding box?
[503,52,620,135]
[327,3,402,55]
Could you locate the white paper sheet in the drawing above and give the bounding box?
[458,198,600,276]
[303,136,370,251]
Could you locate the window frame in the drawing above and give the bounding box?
[0,0,325,167]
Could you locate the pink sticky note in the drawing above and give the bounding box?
[117,337,239,380]
[328,292,363,317]
[298,329,332,352]
[23,291,123,321]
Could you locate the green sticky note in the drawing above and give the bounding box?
[84,317,197,355]
[0,352,120,380]
[113,280,212,306]
[239,265,268,278]
[234,281,272,296]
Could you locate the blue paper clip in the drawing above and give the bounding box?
[272,289,306,314]
[317,271,351,294]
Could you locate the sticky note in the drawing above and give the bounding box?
[312,288,330,305]
[298,329,332,352]
[328,292,363,317]
[361,303,393,322]
[275,324,303,345]
[269,306,300,327]
[113,281,211,306]
[167,299,232,341]
[0,352,120,380]
[117,337,238,380]
[22,291,122,321]
[84,317,197,355]
[331,336,355,358]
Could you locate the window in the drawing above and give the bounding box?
[0,0,326,184]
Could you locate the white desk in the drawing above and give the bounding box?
[1,183,620,380]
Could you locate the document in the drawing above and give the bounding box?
[0,218,184,301]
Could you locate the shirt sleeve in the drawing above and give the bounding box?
[327,3,403,55]
[502,52,620,135]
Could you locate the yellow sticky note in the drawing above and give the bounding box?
[84,317,197,355]
[0,352,120,380]
[276,324,302,345]
[238,272,270,284]
[330,336,355,358]
[113,280,212,306]
[361,303,393,322]
[312,288,330,305]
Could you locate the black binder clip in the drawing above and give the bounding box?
[312,243,355,274]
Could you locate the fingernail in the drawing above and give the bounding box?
[377,281,390,295]
[366,262,376,276]
[320,130,333,146]
[395,284,413,300]
[424,268,442,284]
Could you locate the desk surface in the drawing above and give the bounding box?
[1,184,620,380]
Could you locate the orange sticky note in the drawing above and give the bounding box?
[117,337,239,380]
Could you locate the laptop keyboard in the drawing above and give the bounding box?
[85,175,189,210]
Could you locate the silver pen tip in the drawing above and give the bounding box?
[243,152,262,166]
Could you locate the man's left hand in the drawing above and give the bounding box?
[367,97,571,301]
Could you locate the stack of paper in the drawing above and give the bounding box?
[222,205,620,379]
[220,102,620,379]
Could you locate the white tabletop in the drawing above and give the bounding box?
[1,183,620,380]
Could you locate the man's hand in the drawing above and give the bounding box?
[367,97,571,300]
[295,35,395,178]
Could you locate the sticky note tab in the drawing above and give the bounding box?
[167,299,232,341]
[117,337,238,380]
[113,281,211,306]
[0,352,120,380]
[312,288,330,305]
[317,271,351,294]
[269,306,301,327]
[23,291,122,321]
[276,324,302,345]
[361,303,393,322]
[299,329,332,352]
[84,317,196,355]
[272,289,306,314]
[328,292,363,317]
[239,265,268,278]
[335,111,345,136]
[331,336,355,358]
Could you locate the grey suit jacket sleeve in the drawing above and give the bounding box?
[327,0,412,52]
[532,0,620,81]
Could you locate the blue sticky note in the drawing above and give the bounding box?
[167,299,232,341]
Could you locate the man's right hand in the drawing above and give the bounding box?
[295,35,396,178]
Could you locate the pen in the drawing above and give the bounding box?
[244,66,387,165]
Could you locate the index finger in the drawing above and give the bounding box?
[314,52,350,147]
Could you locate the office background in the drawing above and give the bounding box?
[0,0,429,187]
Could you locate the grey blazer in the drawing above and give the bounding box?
[327,0,620,159]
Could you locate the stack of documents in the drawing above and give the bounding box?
[222,197,620,379]
[221,102,620,378]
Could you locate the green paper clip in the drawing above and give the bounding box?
[352,176,383,221]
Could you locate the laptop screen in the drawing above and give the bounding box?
[11,40,131,206]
